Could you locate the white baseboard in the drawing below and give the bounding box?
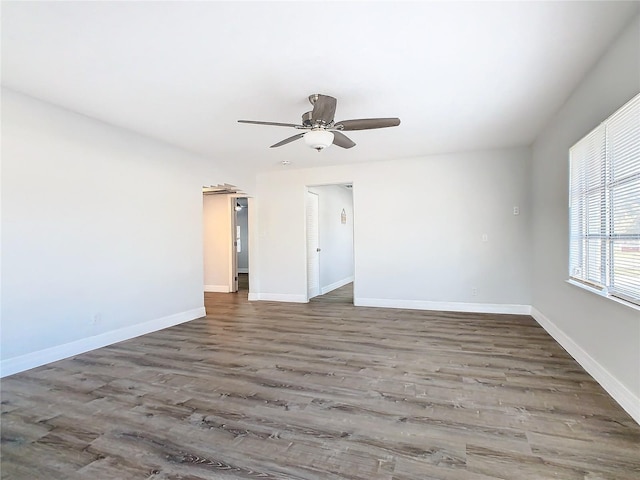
[247,293,308,303]
[354,297,531,315]
[238,268,249,274]
[531,307,640,425]
[0,307,206,378]
[204,284,230,293]
[321,276,354,295]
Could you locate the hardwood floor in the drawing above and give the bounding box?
[2,284,639,479]
[238,273,249,292]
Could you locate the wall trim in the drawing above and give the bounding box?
[204,284,230,293]
[354,297,531,315]
[531,307,640,425]
[247,293,308,303]
[0,307,206,378]
[321,276,354,295]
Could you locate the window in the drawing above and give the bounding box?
[569,93,640,307]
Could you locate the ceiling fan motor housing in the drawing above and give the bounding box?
[302,111,314,127]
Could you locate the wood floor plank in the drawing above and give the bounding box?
[2,283,639,479]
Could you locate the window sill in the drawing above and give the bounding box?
[566,279,640,313]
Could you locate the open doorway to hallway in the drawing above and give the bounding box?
[306,183,354,304]
[235,197,249,292]
[202,184,250,296]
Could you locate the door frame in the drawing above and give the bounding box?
[305,183,355,303]
[230,196,239,293]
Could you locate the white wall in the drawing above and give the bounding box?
[1,89,251,375]
[203,194,233,292]
[252,147,531,311]
[530,16,640,420]
[308,185,354,293]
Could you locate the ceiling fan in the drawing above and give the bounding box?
[238,94,400,151]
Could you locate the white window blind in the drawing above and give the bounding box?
[569,93,640,306]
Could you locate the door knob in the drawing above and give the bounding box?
[316,248,321,252]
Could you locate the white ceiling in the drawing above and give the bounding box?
[2,1,638,172]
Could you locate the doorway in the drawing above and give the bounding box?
[235,197,249,292]
[202,186,250,295]
[306,184,354,303]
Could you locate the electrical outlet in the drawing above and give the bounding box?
[513,206,520,215]
[471,287,478,296]
[92,313,101,325]
[482,234,488,242]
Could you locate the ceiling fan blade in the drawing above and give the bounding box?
[270,133,304,148]
[238,120,300,128]
[332,131,356,149]
[311,94,337,125]
[335,118,401,131]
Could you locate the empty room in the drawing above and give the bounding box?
[1,1,639,479]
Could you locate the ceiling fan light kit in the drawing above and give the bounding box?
[304,129,334,151]
[238,94,400,151]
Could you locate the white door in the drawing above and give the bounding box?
[306,191,320,299]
